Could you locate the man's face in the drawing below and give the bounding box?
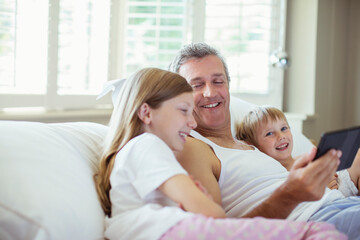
[178,55,231,130]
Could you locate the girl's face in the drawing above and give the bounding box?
[145,92,197,153]
[255,118,293,162]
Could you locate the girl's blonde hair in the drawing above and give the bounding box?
[94,68,193,216]
[235,106,289,145]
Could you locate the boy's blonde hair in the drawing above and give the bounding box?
[235,106,289,146]
[94,68,193,216]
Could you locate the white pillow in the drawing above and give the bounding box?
[229,95,314,157]
[0,121,108,240]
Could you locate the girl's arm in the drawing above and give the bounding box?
[158,174,226,218]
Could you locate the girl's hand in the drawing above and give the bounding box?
[159,174,226,218]
[328,173,339,190]
[178,176,212,210]
[190,175,214,201]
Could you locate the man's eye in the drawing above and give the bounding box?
[191,84,202,89]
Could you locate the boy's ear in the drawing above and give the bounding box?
[137,102,152,125]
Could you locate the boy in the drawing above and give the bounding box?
[236,106,359,197]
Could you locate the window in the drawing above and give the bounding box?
[0,0,286,111]
[120,0,287,108]
[205,0,277,93]
[121,0,188,74]
[0,0,48,95]
[0,0,111,110]
[204,0,287,108]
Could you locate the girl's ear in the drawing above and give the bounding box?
[137,102,152,125]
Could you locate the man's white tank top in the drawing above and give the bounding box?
[190,130,344,221]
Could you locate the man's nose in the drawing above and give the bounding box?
[203,84,215,97]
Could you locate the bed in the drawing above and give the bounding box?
[0,96,314,240]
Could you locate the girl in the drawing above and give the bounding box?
[94,68,346,240]
[236,105,360,197]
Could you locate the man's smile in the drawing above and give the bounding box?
[202,102,220,108]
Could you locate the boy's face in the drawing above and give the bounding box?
[255,118,293,163]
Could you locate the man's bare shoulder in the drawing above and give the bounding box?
[184,136,215,155]
[177,136,217,166]
[185,136,211,148]
[177,136,222,204]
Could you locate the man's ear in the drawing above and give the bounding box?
[137,102,152,125]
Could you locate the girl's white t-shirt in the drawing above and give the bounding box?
[105,133,193,240]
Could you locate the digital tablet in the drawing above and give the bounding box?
[315,126,360,171]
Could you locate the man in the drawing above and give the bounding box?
[169,42,360,238]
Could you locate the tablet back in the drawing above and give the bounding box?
[315,126,360,171]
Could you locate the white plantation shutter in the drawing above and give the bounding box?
[0,0,286,110]
[123,0,188,75]
[123,0,286,108]
[204,0,286,108]
[0,0,48,97]
[57,0,110,95]
[0,0,111,109]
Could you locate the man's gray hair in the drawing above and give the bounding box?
[168,42,231,83]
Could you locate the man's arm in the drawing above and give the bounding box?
[243,148,341,219]
[175,137,223,205]
[177,139,341,219]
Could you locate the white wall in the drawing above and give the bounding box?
[345,0,360,127]
[284,0,360,142]
[284,0,318,115]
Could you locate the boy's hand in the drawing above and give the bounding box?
[327,173,339,190]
